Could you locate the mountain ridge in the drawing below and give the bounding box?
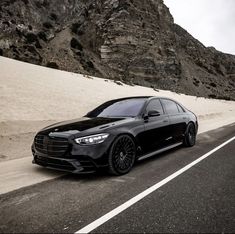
[0,0,235,100]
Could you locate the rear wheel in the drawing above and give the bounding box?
[108,135,136,175]
[184,123,196,147]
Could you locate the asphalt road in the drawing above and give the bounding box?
[0,124,234,233]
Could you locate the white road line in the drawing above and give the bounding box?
[75,136,235,234]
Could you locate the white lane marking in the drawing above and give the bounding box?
[75,136,235,234]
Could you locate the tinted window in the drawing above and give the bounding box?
[87,98,147,117]
[177,104,185,113]
[146,99,164,115]
[161,99,179,115]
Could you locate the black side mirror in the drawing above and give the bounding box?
[148,110,161,117]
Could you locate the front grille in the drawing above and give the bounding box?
[34,134,69,157]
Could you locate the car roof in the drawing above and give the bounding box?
[108,96,154,102]
[110,96,185,108]
[110,96,177,102]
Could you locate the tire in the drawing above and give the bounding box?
[183,123,196,147]
[108,135,136,175]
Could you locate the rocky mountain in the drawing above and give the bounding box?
[0,0,235,100]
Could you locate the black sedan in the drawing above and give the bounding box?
[32,96,198,175]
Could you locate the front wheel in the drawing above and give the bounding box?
[108,135,136,175]
[183,123,196,147]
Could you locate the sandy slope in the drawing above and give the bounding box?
[0,56,235,162]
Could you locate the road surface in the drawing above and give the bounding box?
[0,124,234,233]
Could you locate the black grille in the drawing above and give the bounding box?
[34,134,69,157]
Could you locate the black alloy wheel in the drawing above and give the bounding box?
[108,135,136,175]
[184,123,196,147]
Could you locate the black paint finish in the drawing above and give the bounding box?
[32,96,198,173]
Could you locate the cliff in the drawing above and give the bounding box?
[0,0,235,99]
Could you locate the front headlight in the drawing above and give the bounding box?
[74,133,109,145]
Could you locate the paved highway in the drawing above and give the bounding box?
[0,124,234,233]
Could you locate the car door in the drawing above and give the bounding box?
[140,98,171,154]
[160,99,188,143]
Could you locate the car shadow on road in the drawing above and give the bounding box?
[58,168,110,182]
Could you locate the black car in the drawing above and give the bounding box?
[32,96,198,175]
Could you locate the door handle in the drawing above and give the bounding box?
[182,117,187,120]
[163,119,169,123]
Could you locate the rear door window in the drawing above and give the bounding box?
[177,104,185,113]
[161,99,179,115]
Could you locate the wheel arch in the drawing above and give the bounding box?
[115,132,138,149]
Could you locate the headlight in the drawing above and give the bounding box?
[74,133,109,145]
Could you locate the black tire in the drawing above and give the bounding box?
[183,123,196,147]
[108,135,136,175]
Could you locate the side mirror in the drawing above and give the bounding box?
[148,110,161,117]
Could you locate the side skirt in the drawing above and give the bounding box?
[137,142,183,161]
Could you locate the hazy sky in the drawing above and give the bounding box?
[164,0,235,55]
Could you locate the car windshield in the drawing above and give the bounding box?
[86,98,147,118]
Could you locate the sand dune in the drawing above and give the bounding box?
[0,56,235,161]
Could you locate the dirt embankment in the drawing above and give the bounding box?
[0,57,235,162]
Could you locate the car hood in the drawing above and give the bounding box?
[39,117,133,137]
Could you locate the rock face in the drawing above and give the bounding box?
[0,0,235,100]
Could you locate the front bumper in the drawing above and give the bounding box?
[32,154,98,173]
[32,134,114,173]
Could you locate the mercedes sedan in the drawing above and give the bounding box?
[32,96,198,175]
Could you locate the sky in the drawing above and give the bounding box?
[164,0,235,55]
